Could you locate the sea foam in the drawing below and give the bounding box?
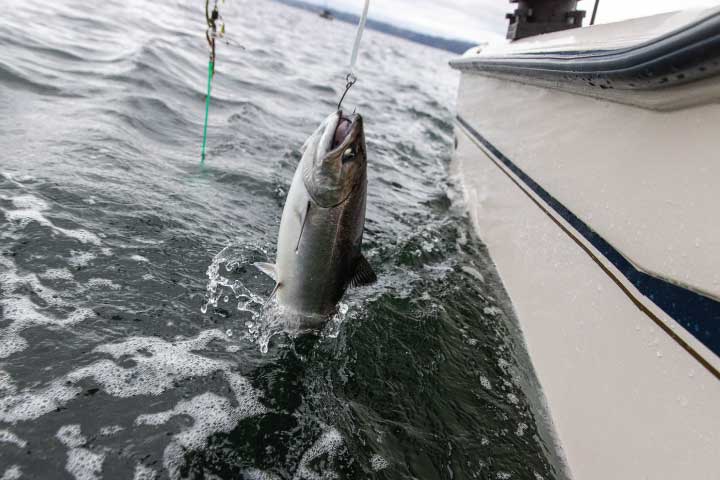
[293,428,345,480]
[0,466,22,480]
[56,425,105,480]
[5,194,102,246]
[136,390,265,479]
[0,429,27,448]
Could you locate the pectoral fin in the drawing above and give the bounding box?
[254,262,277,281]
[349,255,377,288]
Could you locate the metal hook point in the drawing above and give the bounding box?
[337,73,357,111]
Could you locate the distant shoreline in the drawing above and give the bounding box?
[273,0,477,54]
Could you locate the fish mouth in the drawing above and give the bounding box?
[329,111,362,152]
[303,110,365,208]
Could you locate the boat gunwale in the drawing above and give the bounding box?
[449,11,720,91]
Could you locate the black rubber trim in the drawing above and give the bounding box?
[456,115,720,378]
[449,11,720,90]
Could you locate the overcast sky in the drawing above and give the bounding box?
[304,0,720,42]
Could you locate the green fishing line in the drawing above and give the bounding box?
[201,60,214,163]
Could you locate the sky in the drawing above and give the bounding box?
[303,0,720,43]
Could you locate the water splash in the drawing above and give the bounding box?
[322,302,350,339]
[201,243,356,353]
[202,243,289,352]
[202,243,269,317]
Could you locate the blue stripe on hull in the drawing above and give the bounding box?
[457,115,720,375]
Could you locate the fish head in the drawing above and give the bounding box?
[302,110,367,208]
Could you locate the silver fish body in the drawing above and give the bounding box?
[257,111,376,325]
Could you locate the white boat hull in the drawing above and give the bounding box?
[451,8,720,479]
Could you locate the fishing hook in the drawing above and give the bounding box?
[337,73,357,111]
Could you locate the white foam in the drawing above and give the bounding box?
[0,376,79,424]
[56,425,105,480]
[130,255,149,263]
[370,454,389,471]
[133,464,158,480]
[515,423,528,437]
[86,278,121,290]
[0,294,95,359]
[1,327,265,480]
[240,469,281,480]
[39,268,75,280]
[57,424,86,448]
[0,330,27,360]
[66,446,105,480]
[0,429,27,448]
[68,251,96,267]
[136,391,264,479]
[5,194,101,246]
[10,194,49,211]
[70,330,235,397]
[0,466,21,480]
[0,329,262,423]
[0,255,93,359]
[98,425,124,436]
[293,428,344,480]
[1,257,64,304]
[60,229,102,246]
[0,370,12,393]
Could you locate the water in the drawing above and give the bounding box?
[0,1,564,478]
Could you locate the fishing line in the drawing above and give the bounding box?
[201,0,225,163]
[201,59,214,163]
[337,0,370,111]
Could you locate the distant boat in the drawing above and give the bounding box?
[319,8,334,20]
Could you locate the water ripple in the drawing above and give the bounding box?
[0,1,562,479]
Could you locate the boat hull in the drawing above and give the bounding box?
[450,8,720,479]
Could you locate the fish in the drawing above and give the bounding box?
[255,110,376,328]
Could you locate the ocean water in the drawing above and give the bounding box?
[0,1,564,479]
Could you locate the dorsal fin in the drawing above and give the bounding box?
[349,255,377,288]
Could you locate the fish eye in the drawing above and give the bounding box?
[342,147,355,164]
